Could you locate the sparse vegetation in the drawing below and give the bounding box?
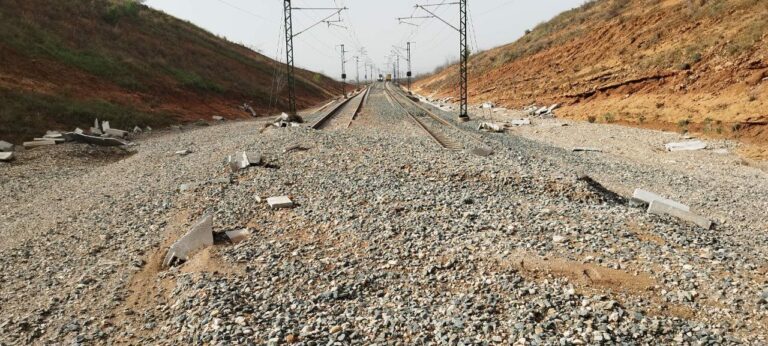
[602,113,615,123]
[587,115,597,123]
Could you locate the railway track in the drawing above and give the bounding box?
[383,83,467,150]
[311,87,368,130]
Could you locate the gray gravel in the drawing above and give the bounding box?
[1,83,767,345]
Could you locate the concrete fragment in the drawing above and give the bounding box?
[163,214,214,266]
[176,149,191,156]
[648,200,712,229]
[0,152,13,161]
[133,126,143,133]
[0,140,14,152]
[104,128,128,138]
[34,137,65,143]
[572,147,602,152]
[481,102,494,109]
[71,133,128,147]
[94,118,99,130]
[631,189,690,211]
[43,131,63,139]
[225,229,251,243]
[90,127,103,135]
[145,126,153,132]
[552,235,567,243]
[74,128,84,134]
[245,152,262,166]
[212,115,224,121]
[478,122,504,132]
[665,140,707,152]
[267,196,294,209]
[102,121,111,131]
[547,104,560,112]
[227,152,251,171]
[23,140,56,148]
[509,118,531,126]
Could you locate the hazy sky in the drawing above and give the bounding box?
[144,0,586,80]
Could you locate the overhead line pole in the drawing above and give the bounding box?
[407,42,412,92]
[282,1,346,121]
[340,44,348,98]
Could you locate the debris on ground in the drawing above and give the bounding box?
[469,146,494,157]
[70,133,129,147]
[227,152,262,171]
[481,102,495,109]
[267,196,294,209]
[212,116,224,121]
[572,147,602,152]
[631,188,690,211]
[225,228,251,243]
[74,128,84,135]
[133,126,143,134]
[0,140,14,152]
[509,118,532,126]
[104,128,128,138]
[648,200,713,229]
[665,140,707,152]
[91,127,103,135]
[23,140,56,149]
[0,152,13,161]
[240,103,257,117]
[163,214,214,267]
[478,122,505,132]
[175,149,191,156]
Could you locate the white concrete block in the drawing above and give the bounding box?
[632,189,690,212]
[0,152,13,161]
[267,196,294,209]
[648,200,712,229]
[510,118,531,126]
[102,121,111,131]
[175,149,191,156]
[665,140,706,152]
[226,229,251,243]
[104,128,128,138]
[90,127,102,135]
[0,140,14,152]
[163,214,214,266]
[23,140,56,148]
[74,128,84,134]
[212,116,224,121]
[245,152,262,166]
[572,147,602,152]
[34,137,65,143]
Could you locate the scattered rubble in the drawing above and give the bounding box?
[477,122,505,132]
[0,152,14,161]
[267,196,294,209]
[665,140,707,151]
[225,228,251,243]
[163,214,214,267]
[0,140,14,152]
[175,149,192,156]
[70,133,129,147]
[23,140,56,149]
[227,152,262,171]
[133,126,143,134]
[648,200,713,229]
[212,116,224,121]
[509,118,531,126]
[631,188,690,211]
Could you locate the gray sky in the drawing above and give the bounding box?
[144,0,586,80]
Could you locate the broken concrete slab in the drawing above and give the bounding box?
[665,140,707,152]
[104,128,128,138]
[94,118,100,130]
[0,152,14,161]
[71,133,128,147]
[648,200,712,229]
[572,147,602,152]
[163,214,214,266]
[478,122,505,132]
[510,118,532,126]
[34,137,65,143]
[245,152,263,166]
[23,140,57,149]
[90,127,103,135]
[102,121,111,131]
[267,196,294,209]
[225,229,251,243]
[0,140,13,152]
[43,131,63,139]
[227,152,251,171]
[133,126,143,133]
[74,128,84,135]
[631,189,690,212]
[212,115,224,121]
[175,149,192,156]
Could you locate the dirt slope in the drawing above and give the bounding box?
[0,0,341,143]
[415,0,768,157]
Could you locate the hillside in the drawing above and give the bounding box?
[0,0,341,143]
[415,0,768,157]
